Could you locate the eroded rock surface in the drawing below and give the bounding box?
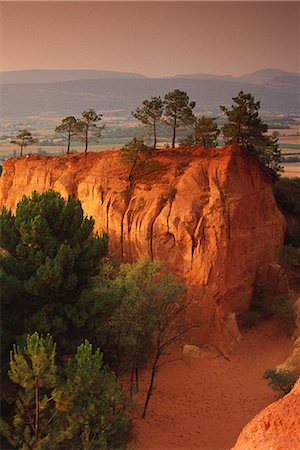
[233,379,300,449]
[0,146,285,350]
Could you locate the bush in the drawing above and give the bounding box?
[251,292,295,332]
[263,368,299,397]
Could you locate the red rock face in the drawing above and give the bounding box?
[233,379,300,449]
[0,146,285,351]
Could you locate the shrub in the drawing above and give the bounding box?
[251,292,295,332]
[263,368,299,397]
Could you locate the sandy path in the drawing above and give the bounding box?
[129,318,293,450]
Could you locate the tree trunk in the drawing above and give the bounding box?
[172,116,177,149]
[35,377,39,445]
[20,144,24,157]
[135,363,139,393]
[67,132,71,154]
[153,122,157,150]
[142,351,160,418]
[85,127,88,153]
[130,368,134,398]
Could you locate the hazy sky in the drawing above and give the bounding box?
[0,1,299,77]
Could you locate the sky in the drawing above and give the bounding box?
[0,1,299,77]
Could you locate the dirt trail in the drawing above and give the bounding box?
[129,318,293,450]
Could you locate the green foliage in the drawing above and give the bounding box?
[193,116,220,147]
[132,97,164,149]
[252,292,295,331]
[220,91,282,176]
[10,129,38,157]
[53,340,130,449]
[55,116,79,154]
[2,334,130,450]
[102,259,185,373]
[78,109,105,153]
[2,333,57,449]
[120,138,153,179]
[263,368,299,397]
[0,190,108,357]
[164,89,196,148]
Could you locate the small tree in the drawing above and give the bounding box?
[78,109,105,153]
[2,333,57,449]
[2,334,130,450]
[132,97,164,149]
[164,89,195,148]
[220,91,282,176]
[193,116,220,147]
[120,138,153,180]
[10,129,38,157]
[55,116,79,154]
[53,340,130,449]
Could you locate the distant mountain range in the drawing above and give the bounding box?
[1,69,299,118]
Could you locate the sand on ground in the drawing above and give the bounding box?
[129,318,293,450]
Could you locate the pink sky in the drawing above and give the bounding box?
[0,1,299,77]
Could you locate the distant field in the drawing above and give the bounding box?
[282,163,300,178]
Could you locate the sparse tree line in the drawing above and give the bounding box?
[0,191,192,449]
[9,90,282,176]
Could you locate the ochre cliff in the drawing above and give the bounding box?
[233,378,300,449]
[0,146,285,352]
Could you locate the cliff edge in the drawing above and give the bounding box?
[0,146,285,352]
[233,378,300,449]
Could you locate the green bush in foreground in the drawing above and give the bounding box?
[1,333,130,450]
[263,368,299,397]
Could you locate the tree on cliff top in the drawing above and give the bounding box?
[0,190,108,356]
[164,90,196,148]
[77,109,105,153]
[120,137,153,180]
[220,91,282,177]
[55,116,79,154]
[132,97,164,149]
[10,129,38,157]
[182,115,219,148]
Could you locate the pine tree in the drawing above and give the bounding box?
[78,109,105,153]
[120,138,153,180]
[220,91,282,176]
[0,190,108,357]
[2,333,57,449]
[164,90,195,148]
[132,97,164,149]
[55,116,79,154]
[2,334,130,450]
[10,129,38,157]
[193,116,220,147]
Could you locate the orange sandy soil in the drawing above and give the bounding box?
[128,318,293,450]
